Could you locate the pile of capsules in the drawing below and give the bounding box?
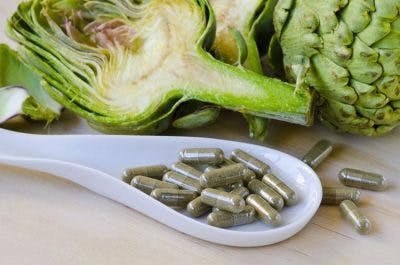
[122,148,298,228]
[302,140,388,235]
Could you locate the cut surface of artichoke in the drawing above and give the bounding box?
[209,0,278,140]
[211,0,264,70]
[273,0,400,136]
[8,0,313,134]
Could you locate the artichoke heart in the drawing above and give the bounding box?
[272,0,400,136]
[8,0,313,134]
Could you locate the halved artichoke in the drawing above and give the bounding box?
[272,0,400,136]
[6,0,313,134]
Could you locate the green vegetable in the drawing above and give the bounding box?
[173,101,221,129]
[173,0,276,139]
[6,0,313,134]
[271,0,400,136]
[0,44,61,124]
[209,0,278,140]
[172,102,221,130]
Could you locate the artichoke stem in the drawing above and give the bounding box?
[180,50,315,126]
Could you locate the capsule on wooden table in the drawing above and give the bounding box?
[207,206,256,228]
[338,168,388,191]
[230,149,271,176]
[322,187,361,205]
[340,200,371,234]
[131,176,178,194]
[151,188,197,208]
[248,179,284,210]
[171,162,203,181]
[246,194,282,226]
[262,173,298,206]
[301,140,333,168]
[163,171,203,193]
[122,165,168,183]
[200,163,248,188]
[186,197,211,217]
[201,188,245,213]
[179,148,224,165]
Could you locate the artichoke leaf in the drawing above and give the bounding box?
[0,44,61,124]
[173,102,221,130]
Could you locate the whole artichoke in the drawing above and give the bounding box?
[272,0,400,136]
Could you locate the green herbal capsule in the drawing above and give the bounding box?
[230,186,250,198]
[340,200,371,234]
[220,158,235,167]
[200,163,247,188]
[171,162,203,181]
[163,171,203,193]
[205,162,255,186]
[262,173,298,206]
[246,194,282,226]
[201,188,245,213]
[213,187,249,211]
[207,206,256,228]
[179,148,224,165]
[204,166,218,173]
[151,188,197,208]
[242,168,257,184]
[248,179,284,210]
[230,149,270,176]
[322,187,361,205]
[131,176,178,194]
[122,165,168,183]
[212,207,222,212]
[338,168,388,191]
[187,197,211,217]
[221,181,244,192]
[302,140,333,168]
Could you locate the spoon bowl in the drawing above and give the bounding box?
[0,129,322,246]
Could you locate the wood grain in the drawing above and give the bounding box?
[1,2,399,264]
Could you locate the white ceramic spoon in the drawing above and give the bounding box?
[0,128,322,247]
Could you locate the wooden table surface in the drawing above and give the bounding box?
[1,2,399,265]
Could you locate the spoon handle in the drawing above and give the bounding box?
[0,155,146,207]
[0,155,222,243]
[0,155,192,224]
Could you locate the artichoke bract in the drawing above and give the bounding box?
[0,44,61,123]
[7,0,313,134]
[272,0,400,136]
